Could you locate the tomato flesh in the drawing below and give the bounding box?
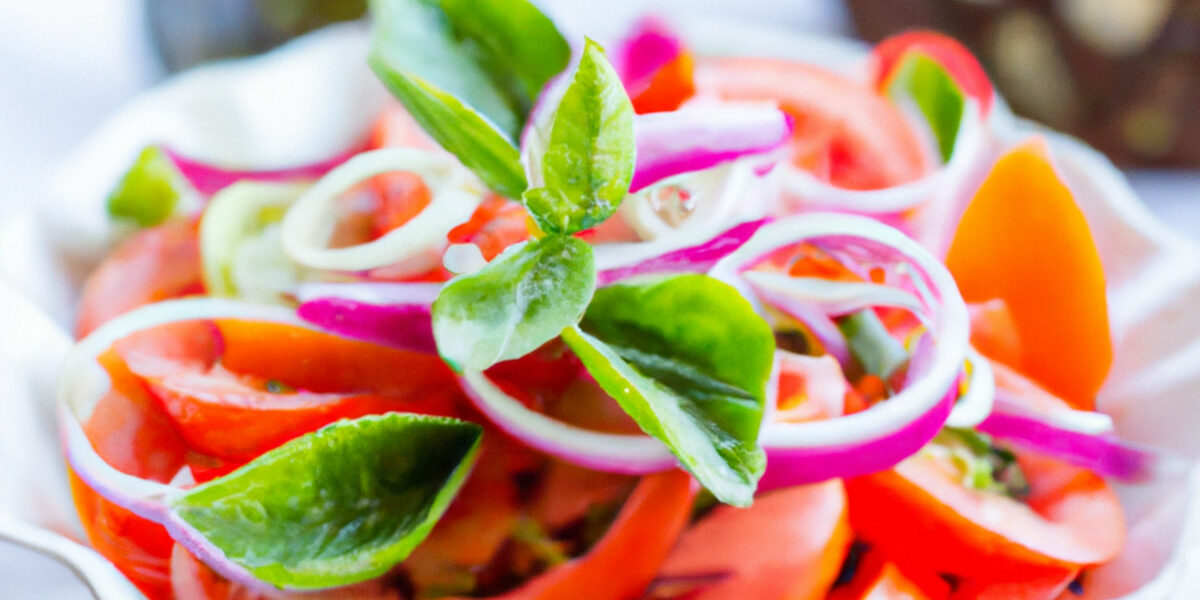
[658,480,852,600]
[694,57,929,191]
[76,219,203,338]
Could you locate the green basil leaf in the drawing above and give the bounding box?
[885,51,966,163]
[367,0,570,198]
[523,38,635,234]
[169,414,482,590]
[432,234,595,371]
[562,274,775,506]
[106,146,190,227]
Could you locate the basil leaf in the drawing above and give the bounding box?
[367,0,570,198]
[432,235,595,371]
[106,146,190,227]
[169,414,482,590]
[523,39,635,234]
[885,51,966,162]
[562,274,774,506]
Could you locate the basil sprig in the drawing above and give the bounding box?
[169,414,482,589]
[522,39,636,234]
[431,38,635,371]
[367,0,570,198]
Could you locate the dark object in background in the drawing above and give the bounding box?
[846,0,1200,168]
[146,0,366,72]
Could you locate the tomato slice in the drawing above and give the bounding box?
[631,51,696,114]
[114,320,460,460]
[693,57,929,190]
[945,139,1112,409]
[169,543,405,600]
[657,480,852,600]
[845,447,1124,581]
[870,31,993,115]
[70,350,191,599]
[214,320,457,396]
[947,568,1077,600]
[76,219,203,338]
[468,470,696,600]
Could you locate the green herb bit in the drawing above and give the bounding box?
[885,51,967,163]
[106,145,191,227]
[933,427,1031,500]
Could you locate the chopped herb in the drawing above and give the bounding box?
[932,427,1031,500]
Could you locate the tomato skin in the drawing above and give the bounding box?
[870,31,993,115]
[464,470,695,600]
[693,57,929,191]
[76,219,203,338]
[630,52,696,114]
[70,350,191,599]
[658,480,852,600]
[845,448,1124,582]
[947,568,1077,600]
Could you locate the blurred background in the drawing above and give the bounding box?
[0,0,1196,597]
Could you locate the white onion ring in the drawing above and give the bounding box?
[280,148,484,271]
[944,348,995,428]
[457,370,676,475]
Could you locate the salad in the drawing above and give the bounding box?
[58,2,1159,599]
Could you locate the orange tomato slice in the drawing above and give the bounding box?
[70,350,191,599]
[657,480,852,600]
[945,139,1112,409]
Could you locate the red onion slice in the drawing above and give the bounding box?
[977,408,1156,482]
[630,104,793,193]
[614,16,683,94]
[596,218,768,285]
[164,146,358,196]
[711,214,968,485]
[297,298,436,354]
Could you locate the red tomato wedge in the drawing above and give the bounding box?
[214,320,457,396]
[657,480,852,600]
[693,57,929,190]
[845,448,1124,581]
[870,31,994,115]
[114,320,460,459]
[945,139,1112,409]
[462,469,695,600]
[631,51,696,114]
[446,195,531,261]
[365,104,530,262]
[76,219,203,338]
[71,350,190,599]
[948,568,1077,600]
